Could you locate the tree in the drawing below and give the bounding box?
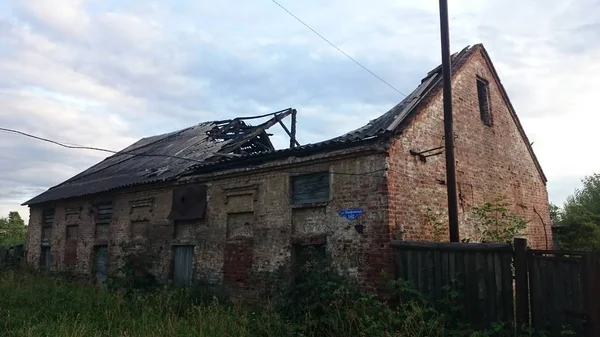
[0,211,27,248]
[553,173,600,251]
[549,203,561,226]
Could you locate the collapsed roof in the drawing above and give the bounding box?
[23,109,298,205]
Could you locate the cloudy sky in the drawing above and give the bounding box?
[0,0,598,221]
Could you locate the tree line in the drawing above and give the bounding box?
[0,211,26,248]
[551,173,600,251]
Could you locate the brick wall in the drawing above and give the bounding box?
[26,185,175,276]
[387,46,552,249]
[25,148,391,291]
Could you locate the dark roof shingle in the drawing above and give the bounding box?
[23,116,279,205]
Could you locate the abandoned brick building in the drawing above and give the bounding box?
[24,44,552,291]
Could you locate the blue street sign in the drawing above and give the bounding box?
[339,208,363,220]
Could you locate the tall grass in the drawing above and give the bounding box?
[0,269,293,337]
[0,267,493,337]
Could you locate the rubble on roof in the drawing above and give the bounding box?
[23,109,298,205]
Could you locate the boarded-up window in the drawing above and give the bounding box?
[66,225,78,239]
[95,224,109,239]
[42,227,52,242]
[40,246,51,267]
[65,225,78,267]
[477,77,492,126]
[172,245,194,286]
[131,220,149,240]
[94,246,108,284]
[292,207,327,235]
[226,212,253,239]
[168,185,207,220]
[64,242,77,267]
[291,172,330,204]
[96,202,113,224]
[42,208,55,227]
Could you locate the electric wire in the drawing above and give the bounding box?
[271,0,407,97]
[0,127,203,163]
[0,127,389,178]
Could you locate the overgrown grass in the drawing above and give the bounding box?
[0,266,502,337]
[0,268,293,337]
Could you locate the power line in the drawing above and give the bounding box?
[271,0,407,97]
[0,126,390,178]
[0,127,203,163]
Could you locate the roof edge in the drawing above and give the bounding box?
[22,137,385,206]
[476,44,548,184]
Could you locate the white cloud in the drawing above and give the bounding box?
[17,0,91,38]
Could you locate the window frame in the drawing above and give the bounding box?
[476,76,493,127]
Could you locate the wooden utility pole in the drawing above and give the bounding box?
[438,0,460,242]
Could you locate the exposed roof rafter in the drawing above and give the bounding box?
[209,108,298,156]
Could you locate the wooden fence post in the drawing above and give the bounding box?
[583,253,600,337]
[514,238,529,334]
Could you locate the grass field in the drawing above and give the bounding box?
[0,267,500,337]
[0,269,300,337]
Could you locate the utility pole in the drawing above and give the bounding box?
[438,0,460,242]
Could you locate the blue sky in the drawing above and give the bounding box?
[0,0,599,220]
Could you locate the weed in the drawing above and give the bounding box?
[471,196,529,243]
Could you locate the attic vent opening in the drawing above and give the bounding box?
[477,77,492,126]
[96,202,113,224]
[42,208,55,243]
[42,208,55,227]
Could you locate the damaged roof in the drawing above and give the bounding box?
[23,43,546,206]
[182,45,477,173]
[23,112,290,205]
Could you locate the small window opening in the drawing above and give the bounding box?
[42,208,55,227]
[477,77,492,126]
[96,202,113,224]
[291,172,330,204]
